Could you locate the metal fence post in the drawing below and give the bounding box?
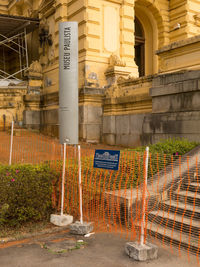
[9,121,14,165]
[61,142,66,216]
[78,145,83,224]
[140,146,149,246]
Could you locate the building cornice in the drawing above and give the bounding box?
[156,35,200,55]
[39,0,55,17]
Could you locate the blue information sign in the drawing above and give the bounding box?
[93,150,120,171]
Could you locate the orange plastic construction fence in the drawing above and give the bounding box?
[0,130,199,264]
[50,145,200,265]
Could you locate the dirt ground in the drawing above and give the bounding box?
[0,230,199,267]
[0,130,125,165]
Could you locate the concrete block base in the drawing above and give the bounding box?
[69,221,94,235]
[125,242,158,261]
[50,214,73,227]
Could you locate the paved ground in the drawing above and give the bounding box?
[0,230,199,267]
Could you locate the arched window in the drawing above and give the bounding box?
[135,18,145,77]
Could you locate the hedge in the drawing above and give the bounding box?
[130,138,200,155]
[0,164,59,226]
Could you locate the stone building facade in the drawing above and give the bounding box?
[0,0,200,146]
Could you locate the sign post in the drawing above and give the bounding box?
[59,22,78,145]
[51,21,78,227]
[93,150,120,171]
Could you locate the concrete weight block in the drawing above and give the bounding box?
[69,221,94,235]
[50,214,73,227]
[125,242,158,261]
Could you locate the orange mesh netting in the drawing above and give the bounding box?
[0,129,199,264]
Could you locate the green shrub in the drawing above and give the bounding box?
[0,164,59,226]
[149,138,199,155]
[124,138,200,184]
[128,138,199,155]
[136,138,200,155]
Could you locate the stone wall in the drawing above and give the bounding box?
[40,91,59,136]
[103,70,200,147]
[142,70,200,144]
[0,86,27,130]
[103,76,153,147]
[103,113,148,147]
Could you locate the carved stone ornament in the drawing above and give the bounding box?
[28,61,42,74]
[39,18,49,33]
[194,14,200,27]
[109,54,126,67]
[117,76,128,83]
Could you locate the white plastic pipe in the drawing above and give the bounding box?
[9,121,14,165]
[61,143,66,216]
[140,146,149,246]
[78,145,83,224]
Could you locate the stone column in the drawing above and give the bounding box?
[27,60,43,94]
[120,0,138,78]
[54,0,68,61]
[79,87,105,143]
[23,61,43,130]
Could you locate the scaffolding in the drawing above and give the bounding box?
[0,14,39,82]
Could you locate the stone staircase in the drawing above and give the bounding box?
[146,172,200,254]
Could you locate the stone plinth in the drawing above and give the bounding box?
[79,87,104,143]
[23,94,41,130]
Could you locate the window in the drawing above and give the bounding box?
[135,18,145,77]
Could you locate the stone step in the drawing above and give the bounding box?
[180,182,200,193]
[145,222,199,255]
[148,210,200,237]
[160,200,200,220]
[171,190,200,206]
